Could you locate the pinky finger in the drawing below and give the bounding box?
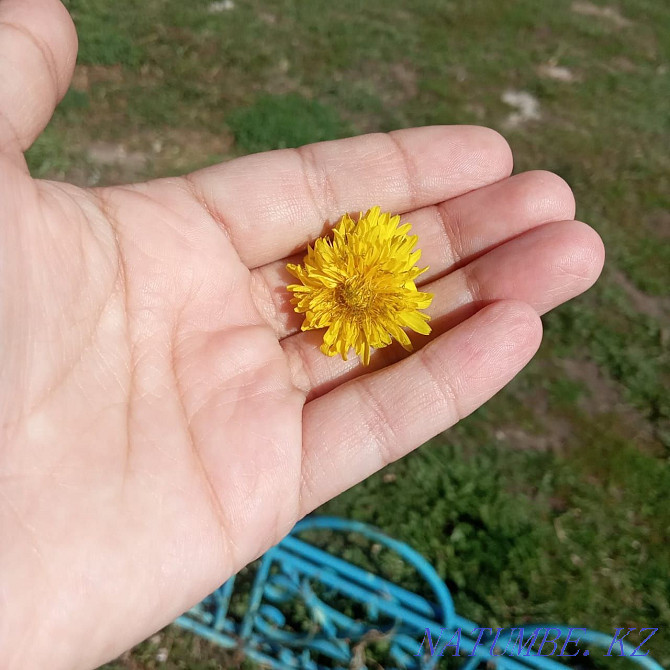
[299,300,543,513]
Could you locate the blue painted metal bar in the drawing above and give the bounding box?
[213,575,236,630]
[280,535,445,622]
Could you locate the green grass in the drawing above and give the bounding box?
[227,94,349,153]
[64,0,144,65]
[25,125,72,178]
[29,0,670,667]
[546,282,670,448]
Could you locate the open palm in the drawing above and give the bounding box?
[0,2,604,669]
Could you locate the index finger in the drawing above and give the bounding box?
[143,126,513,268]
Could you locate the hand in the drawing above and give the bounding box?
[0,1,604,668]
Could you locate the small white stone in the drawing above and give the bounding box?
[571,1,631,27]
[208,0,235,12]
[538,64,577,83]
[156,647,169,663]
[501,90,541,128]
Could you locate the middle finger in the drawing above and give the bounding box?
[250,170,575,338]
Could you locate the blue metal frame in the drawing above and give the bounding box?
[176,517,662,669]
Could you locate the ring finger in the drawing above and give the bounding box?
[281,218,604,397]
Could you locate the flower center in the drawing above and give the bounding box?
[336,277,374,313]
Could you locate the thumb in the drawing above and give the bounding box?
[0,0,77,156]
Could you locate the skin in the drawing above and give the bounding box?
[0,1,605,668]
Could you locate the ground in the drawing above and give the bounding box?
[31,0,670,667]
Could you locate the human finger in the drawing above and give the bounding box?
[299,300,542,513]
[140,125,513,268]
[251,170,575,339]
[282,220,603,397]
[0,0,77,155]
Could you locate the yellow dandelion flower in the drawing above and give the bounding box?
[286,206,433,366]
